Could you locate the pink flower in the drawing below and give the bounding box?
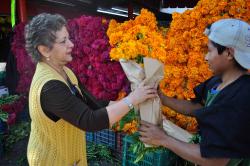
[12,23,35,95]
[68,16,129,100]
[7,113,16,125]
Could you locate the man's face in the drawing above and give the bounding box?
[205,40,231,75]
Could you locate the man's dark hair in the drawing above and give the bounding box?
[207,24,248,71]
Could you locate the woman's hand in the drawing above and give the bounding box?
[108,101,117,105]
[128,82,158,105]
[139,120,168,147]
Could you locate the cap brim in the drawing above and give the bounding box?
[234,49,250,69]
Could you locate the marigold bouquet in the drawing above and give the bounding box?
[108,9,165,134]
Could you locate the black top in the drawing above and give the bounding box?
[40,78,110,132]
[192,75,250,158]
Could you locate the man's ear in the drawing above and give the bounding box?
[227,48,235,60]
[37,45,50,58]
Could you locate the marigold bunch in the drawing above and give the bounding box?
[107,9,167,63]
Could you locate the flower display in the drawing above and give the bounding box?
[161,0,250,132]
[11,23,35,95]
[68,16,130,100]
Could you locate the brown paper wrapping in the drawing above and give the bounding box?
[120,57,194,145]
[138,58,164,126]
[120,57,164,123]
[120,57,164,146]
[163,119,193,143]
[119,59,145,91]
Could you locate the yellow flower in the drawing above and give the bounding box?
[107,8,167,63]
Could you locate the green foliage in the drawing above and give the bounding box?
[16,154,28,166]
[135,55,144,64]
[0,95,20,122]
[129,133,169,163]
[136,33,143,40]
[120,108,138,130]
[4,121,30,150]
[112,108,139,132]
[0,95,20,106]
[86,143,120,165]
[0,110,8,122]
[190,134,201,144]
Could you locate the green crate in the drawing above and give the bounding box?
[122,135,176,166]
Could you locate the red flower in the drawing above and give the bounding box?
[7,113,16,125]
[68,16,130,100]
[11,23,35,95]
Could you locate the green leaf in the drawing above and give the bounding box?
[0,95,20,106]
[134,151,145,164]
[0,110,8,122]
[117,108,139,130]
[135,55,144,64]
[148,46,153,53]
[136,33,143,40]
[190,134,201,144]
[128,133,171,163]
[4,121,30,150]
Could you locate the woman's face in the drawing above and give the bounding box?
[205,40,231,75]
[48,26,74,65]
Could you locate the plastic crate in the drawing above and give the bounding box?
[86,132,95,142]
[113,132,126,160]
[94,129,116,149]
[122,135,177,166]
[116,132,126,153]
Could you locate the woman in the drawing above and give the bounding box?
[139,19,250,166]
[25,13,157,166]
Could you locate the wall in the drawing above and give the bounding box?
[0,0,11,15]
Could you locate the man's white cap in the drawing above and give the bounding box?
[204,19,250,69]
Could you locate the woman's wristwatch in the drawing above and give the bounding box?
[123,97,135,110]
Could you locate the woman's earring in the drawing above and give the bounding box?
[46,57,50,61]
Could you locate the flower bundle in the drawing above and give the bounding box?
[107,9,167,63]
[107,9,165,135]
[68,16,130,100]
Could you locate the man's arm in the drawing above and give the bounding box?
[139,121,230,166]
[161,136,229,166]
[159,90,203,116]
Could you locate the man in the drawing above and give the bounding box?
[139,19,250,166]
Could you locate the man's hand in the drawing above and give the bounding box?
[139,120,168,146]
[139,121,230,166]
